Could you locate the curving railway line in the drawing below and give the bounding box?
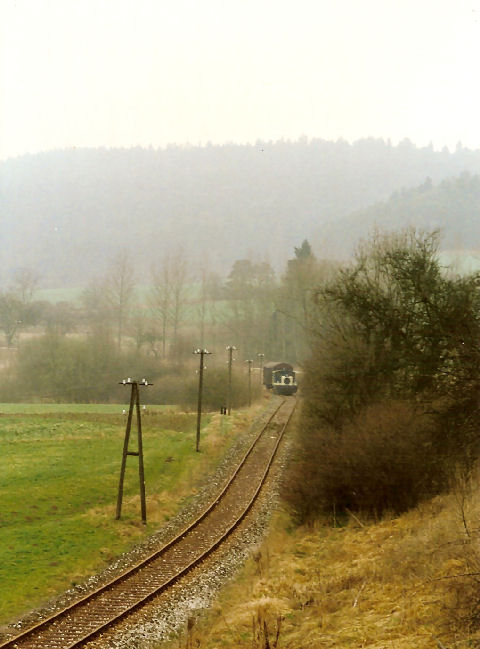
[0,397,296,649]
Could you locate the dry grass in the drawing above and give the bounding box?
[165,474,480,649]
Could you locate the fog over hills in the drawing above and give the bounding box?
[320,172,480,260]
[2,138,480,287]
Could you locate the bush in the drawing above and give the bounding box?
[283,400,445,522]
[179,366,261,411]
[3,337,262,409]
[287,229,480,522]
[13,334,121,401]
[12,334,165,403]
[311,230,480,417]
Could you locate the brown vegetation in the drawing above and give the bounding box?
[167,487,480,648]
[287,230,480,521]
[283,400,444,521]
[173,228,480,646]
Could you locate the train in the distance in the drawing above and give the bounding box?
[263,361,298,396]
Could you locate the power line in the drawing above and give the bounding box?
[193,348,211,452]
[226,345,236,415]
[116,378,152,525]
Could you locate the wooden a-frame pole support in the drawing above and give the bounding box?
[116,379,150,524]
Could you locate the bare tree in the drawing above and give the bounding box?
[195,265,211,347]
[0,293,23,346]
[106,251,136,349]
[150,249,189,358]
[82,252,136,347]
[169,249,189,354]
[41,301,78,336]
[150,259,172,358]
[13,267,40,305]
[0,268,41,346]
[81,278,113,339]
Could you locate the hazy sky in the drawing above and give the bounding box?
[1,0,480,160]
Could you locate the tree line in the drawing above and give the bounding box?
[0,242,328,404]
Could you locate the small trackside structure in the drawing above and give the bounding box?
[263,361,298,395]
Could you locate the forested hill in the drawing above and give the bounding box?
[319,173,480,258]
[2,138,480,287]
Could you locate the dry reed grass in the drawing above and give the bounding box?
[165,477,480,649]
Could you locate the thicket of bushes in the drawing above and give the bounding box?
[143,365,260,411]
[0,334,260,410]
[284,400,444,522]
[284,229,480,521]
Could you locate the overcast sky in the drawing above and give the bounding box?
[1,0,480,160]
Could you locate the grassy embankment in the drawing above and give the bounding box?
[0,402,260,626]
[169,486,480,648]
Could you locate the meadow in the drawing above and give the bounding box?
[0,403,249,625]
[0,403,175,414]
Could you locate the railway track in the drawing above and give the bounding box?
[0,397,296,649]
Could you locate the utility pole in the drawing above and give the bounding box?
[116,378,151,524]
[258,352,265,386]
[245,359,253,407]
[226,345,236,415]
[194,348,211,452]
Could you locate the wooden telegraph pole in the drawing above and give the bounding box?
[116,378,151,524]
[258,352,265,386]
[226,345,236,415]
[194,349,211,452]
[245,359,253,406]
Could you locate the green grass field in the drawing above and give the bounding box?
[0,403,176,415]
[0,405,242,625]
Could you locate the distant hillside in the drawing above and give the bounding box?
[318,172,480,259]
[2,139,480,287]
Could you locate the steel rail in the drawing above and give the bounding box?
[0,397,295,649]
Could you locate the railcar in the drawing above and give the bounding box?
[263,361,298,396]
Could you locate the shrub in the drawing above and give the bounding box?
[4,337,262,409]
[179,366,261,411]
[310,230,480,419]
[287,229,480,522]
[12,334,165,403]
[283,400,444,522]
